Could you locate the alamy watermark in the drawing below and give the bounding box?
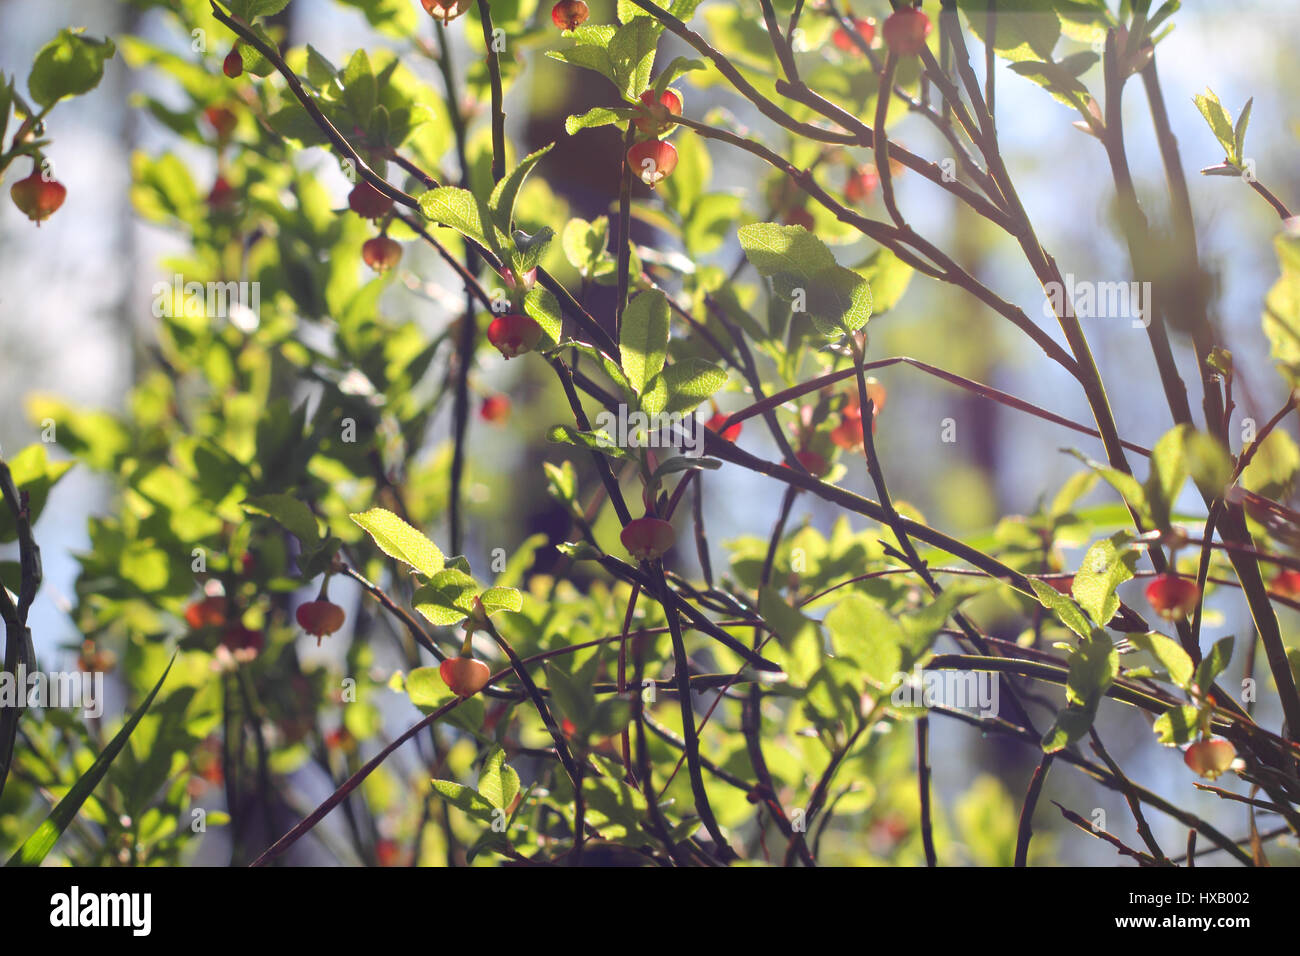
[151,274,260,331]
[0,666,104,719]
[891,665,999,718]
[592,405,707,458]
[1043,273,1152,329]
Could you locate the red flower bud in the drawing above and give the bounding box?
[362,236,402,272]
[621,516,675,561]
[1184,738,1236,780]
[185,595,228,630]
[832,17,876,52]
[480,393,511,423]
[551,0,590,30]
[627,139,678,188]
[204,106,238,141]
[634,89,683,136]
[882,7,932,56]
[845,165,880,204]
[440,656,492,697]
[1145,573,1200,621]
[223,47,244,78]
[296,600,346,640]
[10,170,67,224]
[487,312,543,359]
[348,181,394,220]
[422,0,472,23]
[705,412,741,442]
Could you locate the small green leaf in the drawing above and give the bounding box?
[490,142,555,233]
[349,508,445,577]
[1193,88,1236,159]
[657,358,727,416]
[28,29,116,109]
[1126,632,1195,688]
[620,290,671,394]
[478,746,521,811]
[430,780,499,825]
[244,494,322,550]
[1071,533,1136,626]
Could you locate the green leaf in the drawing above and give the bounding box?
[0,444,74,543]
[478,586,522,615]
[656,358,727,416]
[477,746,521,811]
[825,592,905,686]
[852,248,914,315]
[405,666,446,709]
[546,424,628,459]
[562,216,610,276]
[1126,632,1195,689]
[28,29,116,109]
[607,17,661,98]
[1029,580,1090,640]
[430,779,499,825]
[7,654,173,866]
[1042,703,1097,753]
[412,568,481,626]
[1144,426,1189,531]
[522,286,563,345]
[511,227,555,280]
[1195,635,1235,691]
[490,143,555,233]
[1154,704,1201,745]
[340,49,376,125]
[960,0,1060,62]
[1183,431,1233,500]
[1193,88,1236,159]
[1071,533,1136,626]
[349,508,445,577]
[1065,631,1119,708]
[418,186,503,262]
[737,223,872,335]
[1066,450,1150,524]
[243,494,322,550]
[1233,97,1253,166]
[620,290,671,394]
[564,106,635,135]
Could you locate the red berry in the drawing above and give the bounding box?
[551,0,589,30]
[220,624,265,656]
[207,175,236,209]
[348,181,394,220]
[1145,573,1200,621]
[832,17,876,52]
[1184,738,1236,780]
[10,170,67,224]
[204,106,238,141]
[882,7,932,56]
[1271,569,1300,598]
[362,236,402,272]
[621,516,676,561]
[440,656,492,697]
[845,164,880,204]
[422,0,472,22]
[627,139,678,188]
[297,599,346,640]
[705,412,741,442]
[634,89,683,136]
[487,312,543,359]
[480,393,511,423]
[794,449,829,477]
[185,595,228,630]
[830,412,876,451]
[223,47,243,78]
